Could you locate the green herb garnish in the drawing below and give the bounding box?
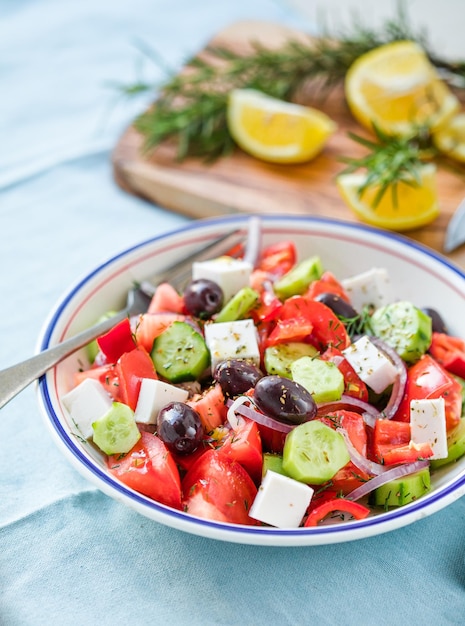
[118,1,463,162]
[338,124,437,207]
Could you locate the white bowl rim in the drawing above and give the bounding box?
[36,214,465,546]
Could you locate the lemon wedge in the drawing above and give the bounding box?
[227,88,337,164]
[433,113,465,163]
[345,41,459,136]
[337,163,439,231]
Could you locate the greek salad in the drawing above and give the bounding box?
[62,231,465,529]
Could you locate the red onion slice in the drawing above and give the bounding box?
[317,395,380,420]
[225,398,295,433]
[346,459,430,502]
[226,396,248,429]
[369,336,408,420]
[338,428,387,476]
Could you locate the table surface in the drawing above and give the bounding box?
[1,2,465,625]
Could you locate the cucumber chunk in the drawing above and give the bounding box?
[215,286,259,323]
[369,467,431,508]
[262,453,285,477]
[264,342,319,378]
[151,321,210,383]
[430,418,465,469]
[370,301,432,364]
[273,256,323,300]
[282,420,350,484]
[92,402,141,455]
[291,356,344,403]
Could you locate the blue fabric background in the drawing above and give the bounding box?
[1,1,465,624]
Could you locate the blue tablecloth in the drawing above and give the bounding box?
[1,2,465,624]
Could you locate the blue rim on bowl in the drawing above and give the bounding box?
[36,215,465,546]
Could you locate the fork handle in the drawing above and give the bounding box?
[0,228,249,410]
[0,309,128,410]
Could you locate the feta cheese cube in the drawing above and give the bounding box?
[134,378,189,425]
[62,378,113,439]
[249,470,314,528]
[204,319,260,372]
[410,397,448,459]
[342,268,392,312]
[192,257,253,303]
[342,335,398,394]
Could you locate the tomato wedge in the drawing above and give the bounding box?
[429,332,465,379]
[171,440,215,474]
[373,418,410,448]
[117,346,158,411]
[216,418,263,485]
[319,411,370,494]
[372,419,433,465]
[305,271,350,302]
[265,317,314,347]
[321,410,367,455]
[394,354,462,431]
[330,462,371,495]
[148,282,184,314]
[74,363,121,401]
[256,241,297,276]
[278,296,350,351]
[304,498,370,527]
[182,450,259,525]
[251,286,283,323]
[381,442,434,465]
[108,431,182,510]
[133,312,186,352]
[187,384,227,432]
[257,423,287,455]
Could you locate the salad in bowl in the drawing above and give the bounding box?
[37,215,465,546]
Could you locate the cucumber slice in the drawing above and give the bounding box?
[282,420,350,484]
[92,402,141,455]
[273,256,323,300]
[370,301,432,364]
[291,356,344,403]
[369,467,431,508]
[262,453,285,477]
[264,342,319,378]
[215,286,259,323]
[430,418,465,469]
[151,321,210,383]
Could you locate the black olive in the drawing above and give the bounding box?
[157,402,204,455]
[422,307,448,334]
[253,375,317,425]
[183,279,224,319]
[314,292,359,319]
[214,359,264,398]
[314,292,364,336]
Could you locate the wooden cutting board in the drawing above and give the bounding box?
[112,20,465,267]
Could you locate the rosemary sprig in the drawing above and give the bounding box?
[123,1,449,160]
[338,124,437,207]
[118,1,465,166]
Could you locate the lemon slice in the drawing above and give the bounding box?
[337,164,439,231]
[345,41,459,136]
[433,113,465,162]
[227,88,337,163]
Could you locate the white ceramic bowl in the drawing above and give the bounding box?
[37,215,465,546]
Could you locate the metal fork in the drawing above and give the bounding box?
[0,229,245,409]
